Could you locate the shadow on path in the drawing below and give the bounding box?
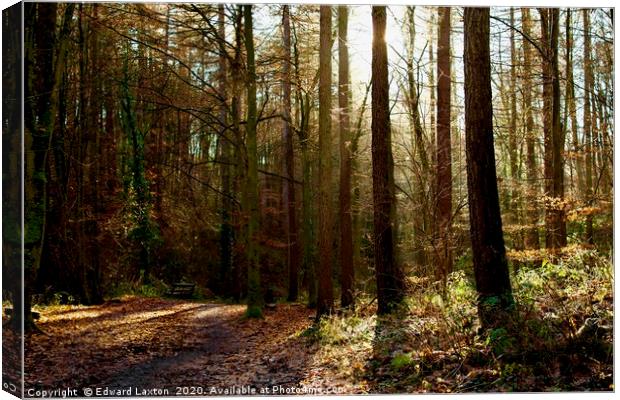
[25,298,318,394]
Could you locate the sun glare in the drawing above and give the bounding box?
[348,6,408,99]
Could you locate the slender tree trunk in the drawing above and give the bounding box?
[350,83,370,291]
[316,5,334,319]
[372,6,404,315]
[44,10,69,297]
[84,4,103,304]
[550,9,566,249]
[282,5,301,301]
[76,3,102,303]
[565,10,585,198]
[540,8,566,250]
[218,5,234,296]
[582,9,595,244]
[77,4,88,294]
[301,130,316,307]
[508,8,521,251]
[4,3,24,331]
[590,86,600,195]
[338,5,354,309]
[595,86,611,196]
[405,7,428,172]
[292,23,317,307]
[120,62,151,283]
[405,6,429,270]
[435,6,452,285]
[521,8,540,250]
[282,5,301,302]
[244,5,262,317]
[463,7,514,329]
[231,6,244,301]
[428,8,436,156]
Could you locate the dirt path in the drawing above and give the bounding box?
[24,297,325,395]
[98,304,241,390]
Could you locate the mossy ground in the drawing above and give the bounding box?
[306,246,613,393]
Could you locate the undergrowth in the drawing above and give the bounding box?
[107,277,212,301]
[305,247,613,393]
[108,278,169,299]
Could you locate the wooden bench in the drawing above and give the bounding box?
[165,283,196,298]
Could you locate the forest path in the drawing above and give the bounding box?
[24,296,327,395]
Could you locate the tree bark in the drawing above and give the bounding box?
[338,5,354,309]
[405,6,429,270]
[521,8,540,250]
[231,6,244,302]
[4,3,24,331]
[372,6,404,315]
[564,10,585,202]
[282,5,301,302]
[463,7,514,329]
[292,22,317,307]
[507,8,520,242]
[582,8,595,244]
[83,4,103,304]
[24,2,75,330]
[428,9,436,155]
[540,8,566,250]
[244,5,262,317]
[435,6,452,284]
[218,4,234,297]
[316,5,334,319]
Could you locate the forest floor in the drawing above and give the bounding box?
[3,248,614,395]
[17,297,346,396]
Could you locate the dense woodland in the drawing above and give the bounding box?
[2,3,614,394]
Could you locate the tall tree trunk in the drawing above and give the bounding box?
[4,3,24,331]
[508,8,521,247]
[44,8,70,297]
[300,127,316,307]
[24,2,75,330]
[435,6,452,285]
[582,8,595,244]
[77,3,89,295]
[231,6,244,301]
[428,8,436,156]
[218,4,234,296]
[338,5,354,309]
[405,7,428,171]
[316,5,334,319]
[540,8,566,250]
[590,84,600,196]
[24,1,56,331]
[75,3,103,304]
[595,86,612,196]
[120,60,152,284]
[550,9,566,249]
[463,7,514,329]
[405,6,429,270]
[565,10,585,199]
[350,83,371,301]
[292,21,317,307]
[521,8,540,249]
[244,5,262,317]
[83,4,103,304]
[282,5,301,302]
[372,6,404,315]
